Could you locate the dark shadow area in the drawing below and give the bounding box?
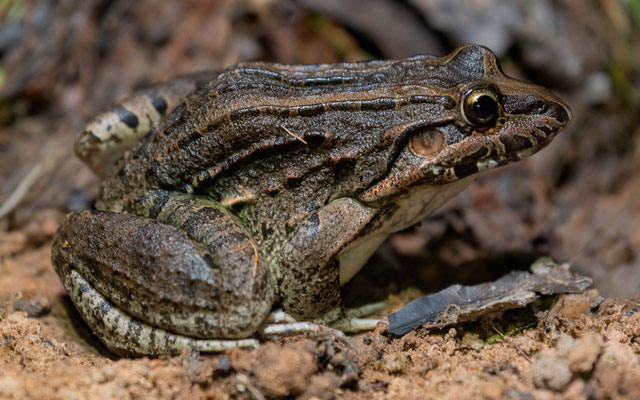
[343,243,545,308]
[58,295,119,360]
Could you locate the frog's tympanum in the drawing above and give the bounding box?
[52,45,571,356]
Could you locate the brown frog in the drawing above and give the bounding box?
[51,44,571,356]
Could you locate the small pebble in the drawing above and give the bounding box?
[532,355,572,391]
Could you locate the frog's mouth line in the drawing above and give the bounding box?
[440,136,555,180]
[477,143,546,170]
[434,116,567,175]
[365,122,564,200]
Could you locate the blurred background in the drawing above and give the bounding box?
[1,0,639,302]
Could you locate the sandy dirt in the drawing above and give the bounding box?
[1,1,639,398]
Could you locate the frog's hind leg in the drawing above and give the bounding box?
[52,204,274,357]
[64,267,259,356]
[75,71,217,176]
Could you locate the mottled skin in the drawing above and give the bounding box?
[52,45,570,356]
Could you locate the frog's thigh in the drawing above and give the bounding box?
[280,197,376,320]
[52,210,274,354]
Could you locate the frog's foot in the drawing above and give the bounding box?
[64,268,258,357]
[345,301,389,319]
[316,301,389,333]
[257,303,389,348]
[264,302,388,328]
[258,310,354,349]
[329,316,386,332]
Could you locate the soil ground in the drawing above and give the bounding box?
[1,1,639,399]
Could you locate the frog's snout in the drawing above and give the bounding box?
[545,101,571,125]
[502,92,572,127]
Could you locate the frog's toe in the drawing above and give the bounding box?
[316,304,388,332]
[257,307,387,348]
[63,268,258,357]
[329,317,387,332]
[259,319,354,349]
[345,301,389,318]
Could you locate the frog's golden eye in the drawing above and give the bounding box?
[462,88,499,127]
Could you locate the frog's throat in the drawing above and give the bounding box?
[339,176,475,285]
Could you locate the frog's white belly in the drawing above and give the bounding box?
[338,176,475,285]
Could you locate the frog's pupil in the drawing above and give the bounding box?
[473,95,497,120]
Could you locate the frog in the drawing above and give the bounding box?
[51,44,571,357]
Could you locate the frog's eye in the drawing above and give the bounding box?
[462,88,499,127]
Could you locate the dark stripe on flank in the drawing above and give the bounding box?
[115,106,140,129]
[148,190,171,219]
[202,253,221,270]
[149,327,157,347]
[98,298,113,318]
[174,95,451,155]
[180,206,226,235]
[149,94,169,115]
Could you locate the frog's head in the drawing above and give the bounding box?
[361,44,571,202]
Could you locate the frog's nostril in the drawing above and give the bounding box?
[550,102,571,125]
[533,101,571,125]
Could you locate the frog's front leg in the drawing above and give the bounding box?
[51,193,274,357]
[279,197,377,321]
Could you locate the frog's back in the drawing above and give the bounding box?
[97,45,499,212]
